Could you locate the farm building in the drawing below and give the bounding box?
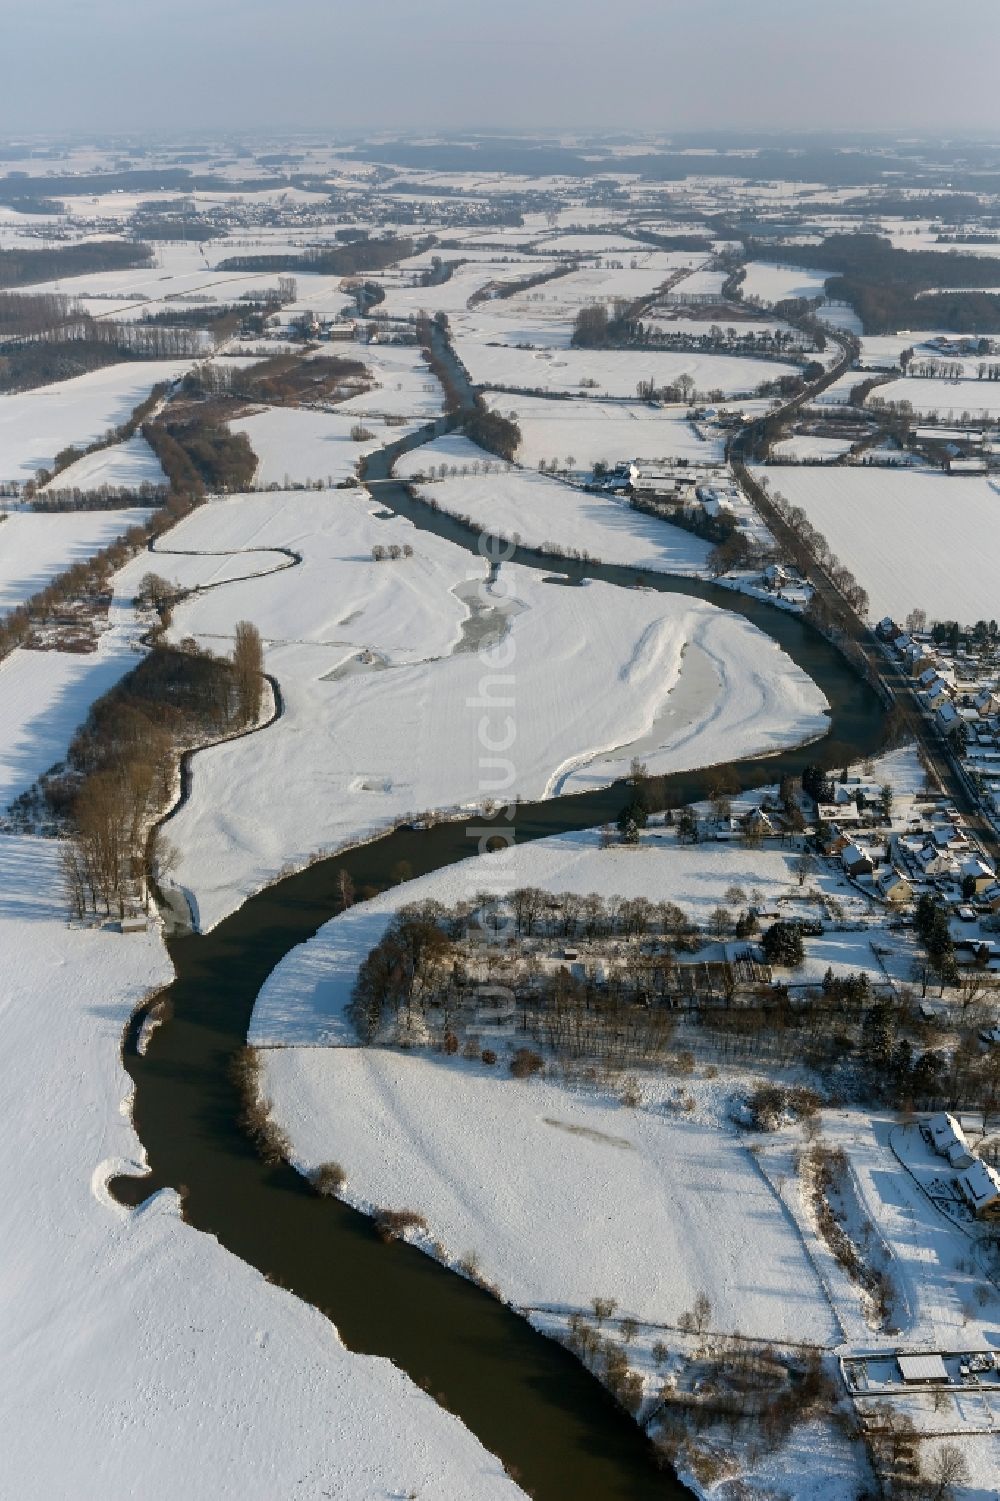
[957,1159,1000,1221]
[926,1113,975,1169]
[897,1353,949,1384]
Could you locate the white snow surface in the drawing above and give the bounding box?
[771,434,855,463]
[230,406,417,488]
[760,466,1000,621]
[0,362,192,480]
[451,338,797,399]
[39,433,167,492]
[159,488,826,930]
[872,374,1000,420]
[250,827,838,1047]
[264,1045,839,1346]
[394,433,711,575]
[0,508,153,613]
[483,393,726,468]
[0,633,143,807]
[742,262,833,305]
[252,834,839,1346]
[0,836,524,1501]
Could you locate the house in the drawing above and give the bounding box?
[741,807,775,837]
[907,646,937,676]
[876,867,912,904]
[924,678,954,711]
[978,883,1000,913]
[816,801,861,826]
[842,843,875,877]
[961,856,996,895]
[918,846,959,881]
[927,1112,975,1169]
[957,1159,1000,1221]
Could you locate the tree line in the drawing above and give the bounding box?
[57,622,265,920]
[0,240,153,290]
[217,235,417,279]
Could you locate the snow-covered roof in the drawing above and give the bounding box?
[898,1353,948,1383]
[928,1111,968,1154]
[959,1158,1000,1210]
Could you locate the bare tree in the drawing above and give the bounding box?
[232,620,264,725]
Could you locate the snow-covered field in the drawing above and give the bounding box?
[249,826,854,1047]
[871,374,1000,420]
[475,254,709,340]
[156,485,826,929]
[264,1045,837,1345]
[771,434,855,463]
[39,433,167,493]
[482,393,726,468]
[451,338,797,399]
[230,406,417,487]
[742,262,833,305]
[0,635,142,807]
[332,342,444,419]
[250,829,845,1339]
[810,370,864,407]
[0,508,153,613]
[143,489,472,657]
[762,466,1000,621]
[0,361,191,480]
[395,433,711,574]
[0,836,524,1501]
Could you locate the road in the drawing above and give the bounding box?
[727,317,1000,862]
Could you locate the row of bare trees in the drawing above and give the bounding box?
[60,623,265,920]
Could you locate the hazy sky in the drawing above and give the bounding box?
[3,0,1000,137]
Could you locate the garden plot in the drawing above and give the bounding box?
[451,339,797,398]
[394,432,711,574]
[0,508,154,614]
[670,266,727,299]
[825,1117,1000,1349]
[483,394,725,468]
[858,333,947,371]
[762,467,1000,622]
[819,301,863,336]
[164,551,827,930]
[0,361,192,481]
[643,312,800,341]
[229,406,419,488]
[870,375,1000,421]
[0,836,523,1501]
[532,233,663,254]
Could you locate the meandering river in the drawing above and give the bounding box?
[113,334,887,1500]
